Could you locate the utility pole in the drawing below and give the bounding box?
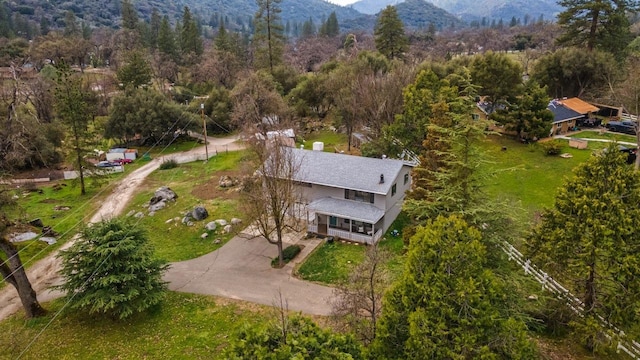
[201,103,208,162]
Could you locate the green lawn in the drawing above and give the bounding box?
[301,130,349,152]
[481,135,607,218]
[124,150,249,262]
[297,213,408,285]
[569,130,637,143]
[0,292,271,360]
[9,182,111,269]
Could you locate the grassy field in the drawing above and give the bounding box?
[481,135,608,218]
[569,130,637,143]
[123,150,249,262]
[301,130,351,153]
[297,213,408,285]
[0,292,272,360]
[8,181,113,269]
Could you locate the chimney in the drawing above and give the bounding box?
[379,174,384,184]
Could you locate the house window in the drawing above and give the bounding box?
[345,189,375,203]
[472,113,480,121]
[404,173,409,185]
[392,184,397,196]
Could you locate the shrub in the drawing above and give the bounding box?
[159,159,178,170]
[271,244,302,267]
[541,140,563,155]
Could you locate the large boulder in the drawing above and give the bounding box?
[215,219,228,226]
[150,186,178,205]
[191,206,209,221]
[231,218,242,225]
[149,200,166,212]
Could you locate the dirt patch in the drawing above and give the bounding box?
[191,170,243,201]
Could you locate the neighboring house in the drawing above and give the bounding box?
[255,128,296,148]
[288,147,414,244]
[548,99,585,135]
[474,98,494,121]
[561,97,599,117]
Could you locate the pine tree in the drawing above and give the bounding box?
[372,215,535,359]
[374,6,408,60]
[63,10,79,38]
[557,0,639,57]
[253,0,285,73]
[181,6,203,58]
[527,144,640,351]
[56,217,168,320]
[301,17,315,38]
[320,11,339,37]
[54,63,90,195]
[117,50,152,89]
[490,81,553,140]
[158,15,177,59]
[149,8,161,50]
[121,0,138,30]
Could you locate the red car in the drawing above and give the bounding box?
[112,158,133,164]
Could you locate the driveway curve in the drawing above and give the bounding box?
[165,233,335,316]
[0,134,245,320]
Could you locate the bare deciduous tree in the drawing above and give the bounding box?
[241,142,304,267]
[332,243,391,344]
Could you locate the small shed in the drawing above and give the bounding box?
[106,148,137,161]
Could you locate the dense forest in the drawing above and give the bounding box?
[3,0,640,358]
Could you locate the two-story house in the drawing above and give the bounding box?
[286,148,413,244]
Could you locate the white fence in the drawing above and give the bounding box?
[501,242,640,358]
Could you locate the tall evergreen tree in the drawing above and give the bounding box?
[372,215,535,359]
[527,144,640,351]
[490,81,553,140]
[157,16,177,59]
[253,0,285,73]
[557,0,639,57]
[117,50,152,89]
[63,10,80,38]
[121,0,138,30]
[180,6,203,58]
[301,17,315,38]
[54,63,90,195]
[374,6,408,60]
[320,11,339,37]
[149,8,161,50]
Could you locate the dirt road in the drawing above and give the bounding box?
[0,135,243,320]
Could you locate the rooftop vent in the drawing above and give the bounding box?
[379,174,385,184]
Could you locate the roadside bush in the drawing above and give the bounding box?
[271,244,302,267]
[159,159,178,170]
[541,140,563,155]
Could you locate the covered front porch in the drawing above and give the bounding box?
[306,197,384,244]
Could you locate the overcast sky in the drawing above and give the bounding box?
[326,0,357,6]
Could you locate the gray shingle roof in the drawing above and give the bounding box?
[308,197,385,223]
[548,100,583,123]
[288,148,407,195]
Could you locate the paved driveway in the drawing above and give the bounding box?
[164,233,335,316]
